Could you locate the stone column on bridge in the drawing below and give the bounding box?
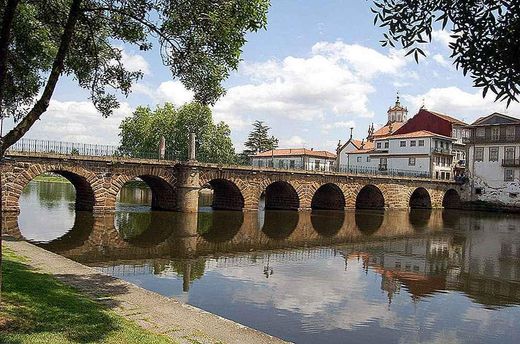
[175,164,200,213]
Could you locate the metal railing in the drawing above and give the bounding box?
[6,138,437,180]
[6,138,176,160]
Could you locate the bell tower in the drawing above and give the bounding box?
[387,92,408,124]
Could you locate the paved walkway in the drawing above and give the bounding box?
[3,240,288,344]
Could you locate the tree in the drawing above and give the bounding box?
[243,120,278,156]
[372,0,520,105]
[118,102,236,163]
[0,0,270,155]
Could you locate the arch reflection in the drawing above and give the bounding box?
[114,210,177,247]
[409,208,433,230]
[355,209,384,235]
[197,211,244,243]
[311,210,345,237]
[261,210,299,240]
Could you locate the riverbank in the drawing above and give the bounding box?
[1,240,287,344]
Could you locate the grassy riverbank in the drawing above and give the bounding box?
[32,174,70,183]
[0,248,176,344]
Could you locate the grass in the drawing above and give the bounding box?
[0,247,177,344]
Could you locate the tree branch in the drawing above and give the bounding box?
[0,0,82,154]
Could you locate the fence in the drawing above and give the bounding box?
[6,138,176,160]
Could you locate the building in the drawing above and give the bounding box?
[464,112,520,206]
[393,108,468,164]
[337,94,407,167]
[251,148,337,172]
[347,130,456,179]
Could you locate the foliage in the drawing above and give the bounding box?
[0,0,270,153]
[372,0,520,105]
[0,248,175,343]
[118,102,236,163]
[243,120,278,157]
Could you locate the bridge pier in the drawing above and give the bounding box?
[175,165,200,213]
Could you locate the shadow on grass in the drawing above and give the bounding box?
[0,253,129,343]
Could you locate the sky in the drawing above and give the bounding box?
[5,0,520,153]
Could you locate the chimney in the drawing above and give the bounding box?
[349,127,354,140]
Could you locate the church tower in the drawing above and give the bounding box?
[387,93,408,124]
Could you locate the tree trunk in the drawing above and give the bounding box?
[0,0,82,155]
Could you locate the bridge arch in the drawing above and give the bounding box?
[356,185,385,209]
[409,187,432,209]
[311,183,346,210]
[111,171,176,211]
[200,179,245,211]
[263,181,300,210]
[442,189,461,209]
[3,164,100,213]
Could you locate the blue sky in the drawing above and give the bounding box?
[7,0,519,152]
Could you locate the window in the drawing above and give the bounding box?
[410,140,416,147]
[379,157,387,171]
[441,172,446,179]
[475,147,484,161]
[278,160,285,168]
[377,142,382,149]
[408,157,416,166]
[510,193,518,198]
[441,157,446,166]
[366,156,371,162]
[356,156,362,163]
[436,171,439,179]
[400,141,406,147]
[489,147,499,162]
[506,126,516,140]
[505,147,516,160]
[476,127,485,137]
[418,140,425,146]
[446,172,450,180]
[259,160,264,167]
[289,160,295,168]
[505,169,514,181]
[314,160,321,170]
[491,127,500,141]
[435,156,440,165]
[384,142,389,149]
[475,187,483,195]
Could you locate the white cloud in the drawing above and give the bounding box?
[156,81,195,106]
[121,50,150,75]
[280,135,307,147]
[321,120,356,134]
[404,86,520,124]
[432,54,451,68]
[432,30,455,49]
[212,41,408,130]
[7,99,133,145]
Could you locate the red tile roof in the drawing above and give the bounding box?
[254,148,336,159]
[426,110,467,125]
[373,122,405,137]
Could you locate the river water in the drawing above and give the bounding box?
[4,180,520,343]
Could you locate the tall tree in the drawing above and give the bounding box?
[243,120,278,156]
[118,102,236,164]
[0,0,270,155]
[371,0,520,105]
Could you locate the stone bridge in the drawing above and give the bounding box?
[1,151,463,214]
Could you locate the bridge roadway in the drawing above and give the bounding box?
[1,151,462,214]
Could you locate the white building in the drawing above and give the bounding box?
[251,148,337,172]
[464,113,520,207]
[345,131,456,180]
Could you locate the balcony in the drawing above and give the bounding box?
[432,148,454,155]
[502,159,520,167]
[464,136,517,144]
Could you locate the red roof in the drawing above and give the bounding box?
[426,110,467,125]
[373,122,405,138]
[254,148,336,159]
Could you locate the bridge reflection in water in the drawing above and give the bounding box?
[4,207,520,308]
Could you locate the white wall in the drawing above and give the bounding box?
[251,156,336,171]
[468,144,520,206]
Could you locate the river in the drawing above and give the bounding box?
[4,180,520,344]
